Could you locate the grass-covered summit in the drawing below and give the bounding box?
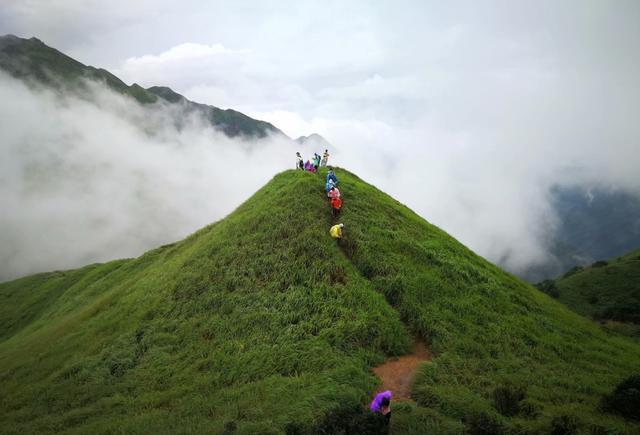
[1,168,640,434]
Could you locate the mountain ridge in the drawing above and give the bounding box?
[295,133,333,151]
[1,167,639,433]
[0,34,285,139]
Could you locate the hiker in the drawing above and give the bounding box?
[331,196,342,217]
[328,186,341,200]
[296,152,303,170]
[321,149,329,166]
[326,168,338,186]
[304,160,316,172]
[370,390,392,422]
[330,223,344,239]
[325,178,335,193]
[313,153,321,171]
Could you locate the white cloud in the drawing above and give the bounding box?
[121,42,249,67]
[318,74,426,102]
[0,73,295,281]
[114,42,251,89]
[247,110,318,139]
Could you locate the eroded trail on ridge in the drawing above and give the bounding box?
[372,338,432,401]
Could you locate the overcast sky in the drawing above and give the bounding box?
[1,0,640,279]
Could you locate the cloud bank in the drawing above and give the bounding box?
[0,73,295,281]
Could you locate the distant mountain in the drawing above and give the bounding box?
[295,133,333,151]
[520,185,640,282]
[0,34,285,139]
[536,248,640,337]
[2,168,640,433]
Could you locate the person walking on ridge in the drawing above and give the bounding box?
[330,223,344,239]
[325,178,335,193]
[328,186,340,200]
[331,196,342,217]
[305,160,317,173]
[296,152,303,170]
[369,390,393,433]
[321,149,329,166]
[313,153,321,171]
[370,390,392,415]
[326,168,338,186]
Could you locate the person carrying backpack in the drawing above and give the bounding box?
[321,149,329,166]
[330,223,344,239]
[331,196,342,217]
[296,152,303,170]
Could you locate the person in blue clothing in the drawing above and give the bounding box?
[325,178,335,193]
[326,168,338,186]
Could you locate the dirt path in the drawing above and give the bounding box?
[372,338,432,401]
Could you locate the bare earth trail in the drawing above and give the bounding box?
[372,338,432,401]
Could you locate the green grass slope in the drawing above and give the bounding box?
[0,171,410,434]
[1,169,640,434]
[537,250,640,338]
[328,169,640,433]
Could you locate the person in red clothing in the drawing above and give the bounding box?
[331,196,342,217]
[327,186,340,200]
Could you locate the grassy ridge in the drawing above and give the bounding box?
[2,168,640,433]
[0,35,158,103]
[542,249,640,337]
[331,168,640,433]
[0,171,409,434]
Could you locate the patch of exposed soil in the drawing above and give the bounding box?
[372,338,431,401]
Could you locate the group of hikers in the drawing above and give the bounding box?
[296,151,392,429]
[295,150,344,234]
[296,149,330,173]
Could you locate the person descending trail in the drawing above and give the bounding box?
[319,169,344,240]
[326,168,339,186]
[296,152,303,170]
[370,390,392,430]
[327,186,341,200]
[321,149,329,167]
[325,178,336,193]
[331,196,342,217]
[370,390,392,414]
[330,223,344,239]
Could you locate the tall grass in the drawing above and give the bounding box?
[1,168,640,433]
[331,167,640,433]
[543,249,640,337]
[0,171,410,434]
